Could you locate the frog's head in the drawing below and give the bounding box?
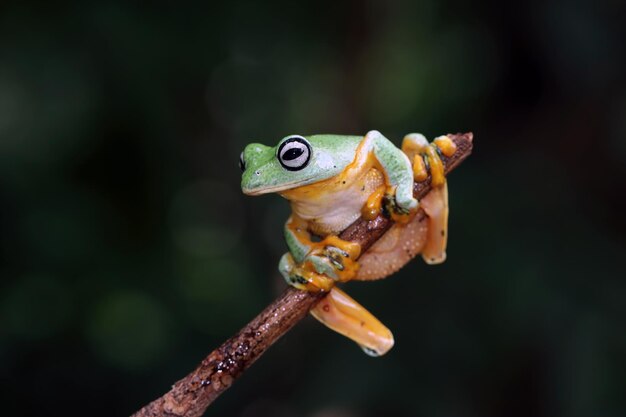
[240,134,353,195]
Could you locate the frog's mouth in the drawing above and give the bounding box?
[242,178,316,196]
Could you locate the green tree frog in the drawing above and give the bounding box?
[240,130,454,356]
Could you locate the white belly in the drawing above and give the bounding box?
[285,168,384,235]
[291,188,367,233]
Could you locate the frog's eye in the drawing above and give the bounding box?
[277,135,311,171]
[239,151,246,171]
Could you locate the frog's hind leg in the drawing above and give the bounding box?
[355,208,429,280]
[419,182,448,264]
[310,287,394,356]
[355,181,449,280]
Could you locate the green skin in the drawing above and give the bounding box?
[241,130,417,286]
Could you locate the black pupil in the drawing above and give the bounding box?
[283,147,304,161]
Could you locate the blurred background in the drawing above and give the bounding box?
[1,0,625,416]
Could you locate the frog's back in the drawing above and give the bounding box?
[304,134,363,168]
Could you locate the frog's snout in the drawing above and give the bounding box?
[241,169,265,195]
[240,142,274,195]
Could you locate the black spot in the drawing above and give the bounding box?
[441,230,445,236]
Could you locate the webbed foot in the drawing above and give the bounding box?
[280,236,361,292]
[402,133,456,186]
[279,252,334,291]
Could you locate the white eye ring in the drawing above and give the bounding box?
[277,135,311,171]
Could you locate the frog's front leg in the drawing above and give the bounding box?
[280,215,361,292]
[361,130,418,222]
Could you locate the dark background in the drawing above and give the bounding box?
[1,1,625,416]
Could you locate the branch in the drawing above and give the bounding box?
[132,133,474,417]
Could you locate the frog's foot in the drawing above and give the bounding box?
[402,134,456,187]
[305,235,361,284]
[280,236,361,292]
[401,133,429,159]
[361,183,416,224]
[383,188,416,223]
[310,286,394,356]
[279,252,335,292]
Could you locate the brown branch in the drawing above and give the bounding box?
[132,133,474,417]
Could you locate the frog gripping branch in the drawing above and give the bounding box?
[132,132,472,417]
[240,130,456,356]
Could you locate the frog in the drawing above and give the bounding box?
[240,130,454,356]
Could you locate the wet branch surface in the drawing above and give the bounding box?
[132,133,473,417]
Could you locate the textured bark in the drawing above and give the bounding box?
[132,133,473,417]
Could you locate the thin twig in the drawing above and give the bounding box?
[132,133,474,417]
